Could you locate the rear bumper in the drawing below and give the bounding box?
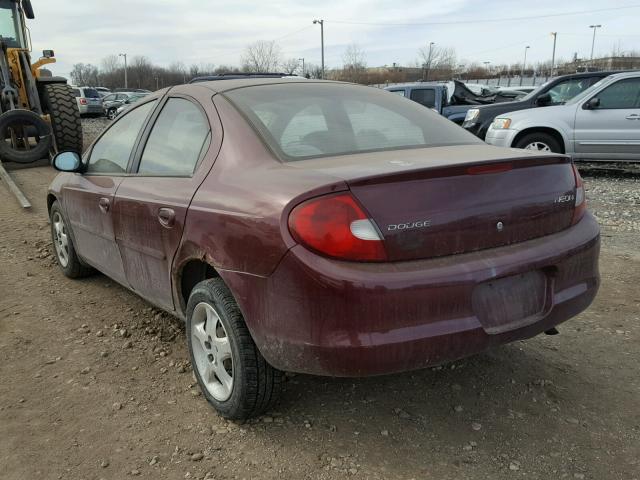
[221,213,600,377]
[78,104,102,114]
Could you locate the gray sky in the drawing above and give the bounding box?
[28,0,640,78]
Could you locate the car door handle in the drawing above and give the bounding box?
[98,197,110,213]
[626,114,640,120]
[157,208,176,228]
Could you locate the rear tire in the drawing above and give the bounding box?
[514,132,562,153]
[41,84,83,154]
[186,278,284,420]
[49,201,94,278]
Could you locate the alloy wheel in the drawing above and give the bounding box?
[52,212,69,267]
[191,302,234,401]
[524,141,551,152]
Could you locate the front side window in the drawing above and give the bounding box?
[596,78,640,109]
[87,101,156,174]
[137,98,210,176]
[103,94,116,102]
[225,83,478,161]
[409,89,436,108]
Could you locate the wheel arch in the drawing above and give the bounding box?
[512,127,566,153]
[46,193,57,213]
[174,256,221,317]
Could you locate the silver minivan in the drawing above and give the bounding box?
[485,71,640,162]
[71,87,103,116]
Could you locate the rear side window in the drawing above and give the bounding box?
[225,83,478,161]
[137,98,211,176]
[83,88,100,99]
[388,89,406,97]
[87,101,156,174]
[596,78,640,109]
[409,88,436,108]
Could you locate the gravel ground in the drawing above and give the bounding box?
[1,126,638,479]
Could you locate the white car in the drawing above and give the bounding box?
[485,71,640,162]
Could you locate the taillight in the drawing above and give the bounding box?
[288,192,387,261]
[572,163,586,225]
[79,98,88,105]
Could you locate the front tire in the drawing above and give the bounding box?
[186,278,283,420]
[49,201,94,278]
[514,132,562,153]
[107,108,117,120]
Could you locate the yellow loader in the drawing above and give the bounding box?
[0,0,81,164]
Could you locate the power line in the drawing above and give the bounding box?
[325,4,640,26]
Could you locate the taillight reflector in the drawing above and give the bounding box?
[572,163,586,225]
[288,193,387,261]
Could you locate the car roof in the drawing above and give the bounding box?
[384,82,446,89]
[190,78,338,93]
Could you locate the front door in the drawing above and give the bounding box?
[112,95,214,310]
[63,99,158,284]
[574,77,640,161]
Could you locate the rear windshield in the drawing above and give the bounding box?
[224,83,480,161]
[83,88,100,98]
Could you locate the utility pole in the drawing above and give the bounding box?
[520,45,530,86]
[550,32,557,76]
[119,53,128,89]
[425,42,435,81]
[313,20,324,79]
[155,76,159,91]
[589,24,602,62]
[299,57,305,76]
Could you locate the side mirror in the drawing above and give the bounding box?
[536,92,552,106]
[42,50,55,58]
[53,151,82,172]
[584,97,600,110]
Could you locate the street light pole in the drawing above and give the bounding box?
[425,42,435,81]
[299,57,305,76]
[589,24,602,61]
[119,53,128,89]
[550,32,557,76]
[313,19,324,79]
[520,46,530,86]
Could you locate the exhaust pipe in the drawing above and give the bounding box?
[544,327,559,335]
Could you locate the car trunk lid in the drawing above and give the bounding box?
[289,145,577,261]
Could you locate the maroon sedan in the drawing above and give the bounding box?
[48,79,600,419]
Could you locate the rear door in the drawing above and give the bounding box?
[574,77,640,161]
[62,99,157,284]
[112,91,218,310]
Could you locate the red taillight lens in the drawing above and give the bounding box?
[288,192,387,261]
[572,163,586,225]
[79,98,88,105]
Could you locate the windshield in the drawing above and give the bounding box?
[225,83,480,161]
[519,81,551,101]
[0,0,25,48]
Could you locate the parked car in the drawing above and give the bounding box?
[71,86,103,116]
[385,80,516,124]
[94,86,111,98]
[485,71,640,162]
[102,92,147,119]
[463,71,625,139]
[48,79,600,419]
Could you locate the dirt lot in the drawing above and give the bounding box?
[1,127,639,479]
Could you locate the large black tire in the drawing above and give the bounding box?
[49,201,94,278]
[513,132,562,153]
[0,109,52,163]
[41,84,83,154]
[186,278,284,420]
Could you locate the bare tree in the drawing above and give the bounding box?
[418,44,457,80]
[339,43,367,83]
[281,58,302,75]
[241,40,282,72]
[70,63,99,86]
